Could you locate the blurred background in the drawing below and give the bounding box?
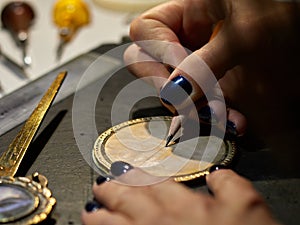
[0,0,167,96]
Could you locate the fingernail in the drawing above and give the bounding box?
[226,120,237,136]
[198,106,217,124]
[160,75,192,106]
[110,161,133,177]
[85,201,102,213]
[96,175,107,185]
[209,164,228,174]
[207,165,228,196]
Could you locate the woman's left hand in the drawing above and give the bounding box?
[81,161,280,225]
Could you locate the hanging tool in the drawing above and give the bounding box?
[53,0,90,60]
[0,44,28,78]
[1,1,35,67]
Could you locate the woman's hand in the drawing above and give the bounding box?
[124,0,300,168]
[81,161,281,225]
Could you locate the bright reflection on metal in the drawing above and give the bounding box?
[0,183,37,223]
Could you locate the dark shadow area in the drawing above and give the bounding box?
[182,174,207,188]
[15,110,67,177]
[131,106,172,119]
[38,217,56,225]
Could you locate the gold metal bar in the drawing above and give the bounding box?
[0,71,67,176]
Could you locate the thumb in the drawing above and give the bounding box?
[164,21,239,106]
[193,20,239,78]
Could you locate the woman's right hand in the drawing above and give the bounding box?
[124,0,300,169]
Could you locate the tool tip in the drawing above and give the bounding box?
[165,134,174,147]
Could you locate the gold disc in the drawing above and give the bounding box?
[93,116,236,182]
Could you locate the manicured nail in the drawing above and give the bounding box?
[226,120,237,136]
[96,175,107,185]
[198,106,217,124]
[85,201,102,212]
[209,164,228,174]
[207,165,228,195]
[110,161,133,177]
[160,75,192,106]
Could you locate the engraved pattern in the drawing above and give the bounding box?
[93,117,236,182]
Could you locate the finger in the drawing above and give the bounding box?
[186,20,239,80]
[130,1,184,42]
[227,107,247,136]
[160,16,243,111]
[124,43,179,113]
[129,0,225,67]
[202,100,247,136]
[130,1,188,67]
[206,169,265,208]
[123,43,170,92]
[163,31,238,111]
[181,0,225,48]
[81,208,131,225]
[93,182,162,221]
[92,162,167,219]
[110,162,212,213]
[187,98,246,136]
[93,162,210,219]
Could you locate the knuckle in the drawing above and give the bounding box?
[129,17,141,38]
[113,188,136,208]
[238,184,265,208]
[245,191,265,206]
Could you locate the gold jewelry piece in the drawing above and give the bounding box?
[93,116,236,182]
[0,71,67,224]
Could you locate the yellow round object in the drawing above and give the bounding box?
[53,0,90,29]
[93,0,169,12]
[93,117,236,182]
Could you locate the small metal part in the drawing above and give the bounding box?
[56,38,66,61]
[53,0,90,60]
[165,115,185,146]
[31,172,40,182]
[165,134,174,147]
[21,42,32,67]
[0,45,28,78]
[1,1,35,67]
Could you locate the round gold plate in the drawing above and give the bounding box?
[93,116,236,182]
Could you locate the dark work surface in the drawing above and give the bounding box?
[0,46,299,225]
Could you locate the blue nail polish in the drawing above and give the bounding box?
[198,106,217,124]
[160,75,192,106]
[226,120,237,136]
[85,201,102,212]
[96,175,107,185]
[209,164,227,174]
[110,161,133,177]
[207,165,228,196]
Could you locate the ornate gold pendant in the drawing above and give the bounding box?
[0,72,66,224]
